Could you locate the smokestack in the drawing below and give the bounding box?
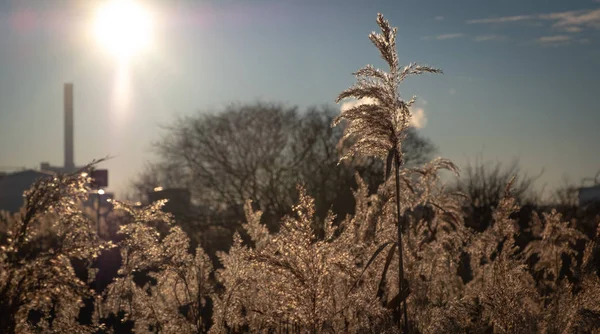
[64,83,74,170]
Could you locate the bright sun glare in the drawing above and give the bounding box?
[93,0,153,62]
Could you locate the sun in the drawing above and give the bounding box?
[93,0,153,62]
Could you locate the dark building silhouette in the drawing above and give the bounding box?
[579,185,600,206]
[147,188,192,218]
[0,170,53,212]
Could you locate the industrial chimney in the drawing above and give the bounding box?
[64,83,74,170]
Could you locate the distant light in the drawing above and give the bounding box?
[98,189,105,195]
[81,172,88,177]
[154,186,163,192]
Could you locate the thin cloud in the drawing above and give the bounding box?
[538,35,572,43]
[474,34,507,42]
[535,35,574,47]
[563,26,583,33]
[467,15,533,24]
[544,9,600,29]
[434,16,444,21]
[467,8,600,32]
[435,33,465,40]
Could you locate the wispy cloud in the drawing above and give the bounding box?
[434,16,444,21]
[541,9,600,30]
[467,9,600,33]
[537,34,572,46]
[563,26,583,33]
[437,33,465,40]
[467,15,533,24]
[538,35,572,43]
[474,34,507,42]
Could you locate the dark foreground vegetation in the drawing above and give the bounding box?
[1,13,600,334]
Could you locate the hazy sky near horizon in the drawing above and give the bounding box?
[0,0,599,198]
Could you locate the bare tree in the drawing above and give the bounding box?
[551,171,600,237]
[149,102,312,225]
[131,102,437,242]
[128,162,190,203]
[552,177,579,208]
[455,156,543,231]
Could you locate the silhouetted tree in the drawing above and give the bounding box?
[454,156,542,231]
[131,102,436,231]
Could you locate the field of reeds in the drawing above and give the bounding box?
[1,13,599,334]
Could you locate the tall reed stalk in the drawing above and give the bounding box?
[333,13,441,332]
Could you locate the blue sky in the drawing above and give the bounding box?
[0,0,599,198]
